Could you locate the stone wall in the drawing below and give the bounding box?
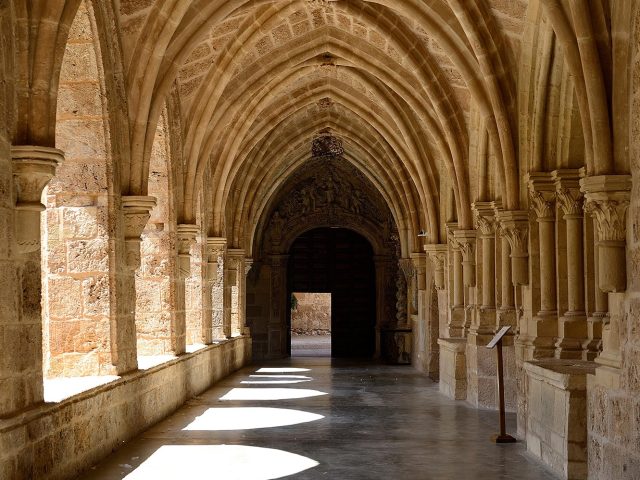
[43,2,114,377]
[0,337,251,480]
[291,292,331,335]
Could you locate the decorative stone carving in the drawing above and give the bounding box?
[553,170,583,217]
[581,175,632,293]
[399,258,417,315]
[527,173,556,220]
[176,224,199,278]
[497,210,529,286]
[425,244,448,291]
[453,230,477,287]
[122,196,157,271]
[11,146,64,253]
[312,134,344,158]
[205,237,226,282]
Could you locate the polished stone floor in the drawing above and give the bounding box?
[81,358,558,479]
[291,335,331,357]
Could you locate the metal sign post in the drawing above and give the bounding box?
[486,325,516,443]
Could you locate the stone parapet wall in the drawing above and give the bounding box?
[524,359,595,480]
[466,333,517,412]
[0,337,251,480]
[438,338,467,400]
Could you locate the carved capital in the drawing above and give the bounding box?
[122,196,156,271]
[424,243,448,290]
[581,175,632,243]
[527,172,556,220]
[472,201,497,236]
[205,237,226,281]
[497,210,529,286]
[552,169,583,217]
[122,196,156,240]
[245,258,254,276]
[498,212,529,257]
[12,146,64,253]
[177,224,199,278]
[453,230,476,262]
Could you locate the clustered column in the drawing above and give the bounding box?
[447,226,465,337]
[1,146,62,415]
[227,249,246,337]
[207,237,227,340]
[528,174,558,358]
[472,202,497,335]
[553,171,587,359]
[582,175,631,374]
[175,224,199,355]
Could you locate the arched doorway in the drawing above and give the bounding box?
[287,228,376,358]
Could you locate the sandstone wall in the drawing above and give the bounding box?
[0,337,251,480]
[291,292,331,335]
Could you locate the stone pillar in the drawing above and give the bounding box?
[581,175,631,375]
[0,146,62,416]
[528,174,558,358]
[471,204,497,334]
[448,230,465,337]
[206,237,226,341]
[374,255,393,358]
[119,195,157,373]
[269,254,289,358]
[175,224,198,354]
[410,252,427,369]
[243,258,254,335]
[227,249,246,337]
[553,171,587,359]
[424,244,448,349]
[398,258,415,325]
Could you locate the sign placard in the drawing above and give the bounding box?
[486,325,511,349]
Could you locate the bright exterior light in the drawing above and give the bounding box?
[256,367,311,373]
[124,445,318,479]
[182,407,324,431]
[220,388,327,401]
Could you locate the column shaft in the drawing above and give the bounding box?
[538,219,557,314]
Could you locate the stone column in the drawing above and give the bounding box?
[269,254,289,358]
[206,237,226,341]
[227,249,246,337]
[399,258,415,325]
[175,224,198,354]
[581,175,631,375]
[528,174,558,358]
[119,195,157,373]
[447,229,465,337]
[0,146,62,416]
[374,255,393,358]
[243,258,254,335]
[472,203,497,333]
[553,171,587,359]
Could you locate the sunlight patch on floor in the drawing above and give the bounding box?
[256,367,311,373]
[123,445,318,480]
[220,388,328,401]
[182,407,324,431]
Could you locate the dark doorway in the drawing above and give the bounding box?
[287,228,376,358]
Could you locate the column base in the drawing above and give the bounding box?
[555,314,588,359]
[447,307,465,337]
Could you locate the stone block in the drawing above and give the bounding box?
[62,206,99,240]
[67,238,109,273]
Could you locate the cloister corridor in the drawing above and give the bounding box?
[80,358,556,480]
